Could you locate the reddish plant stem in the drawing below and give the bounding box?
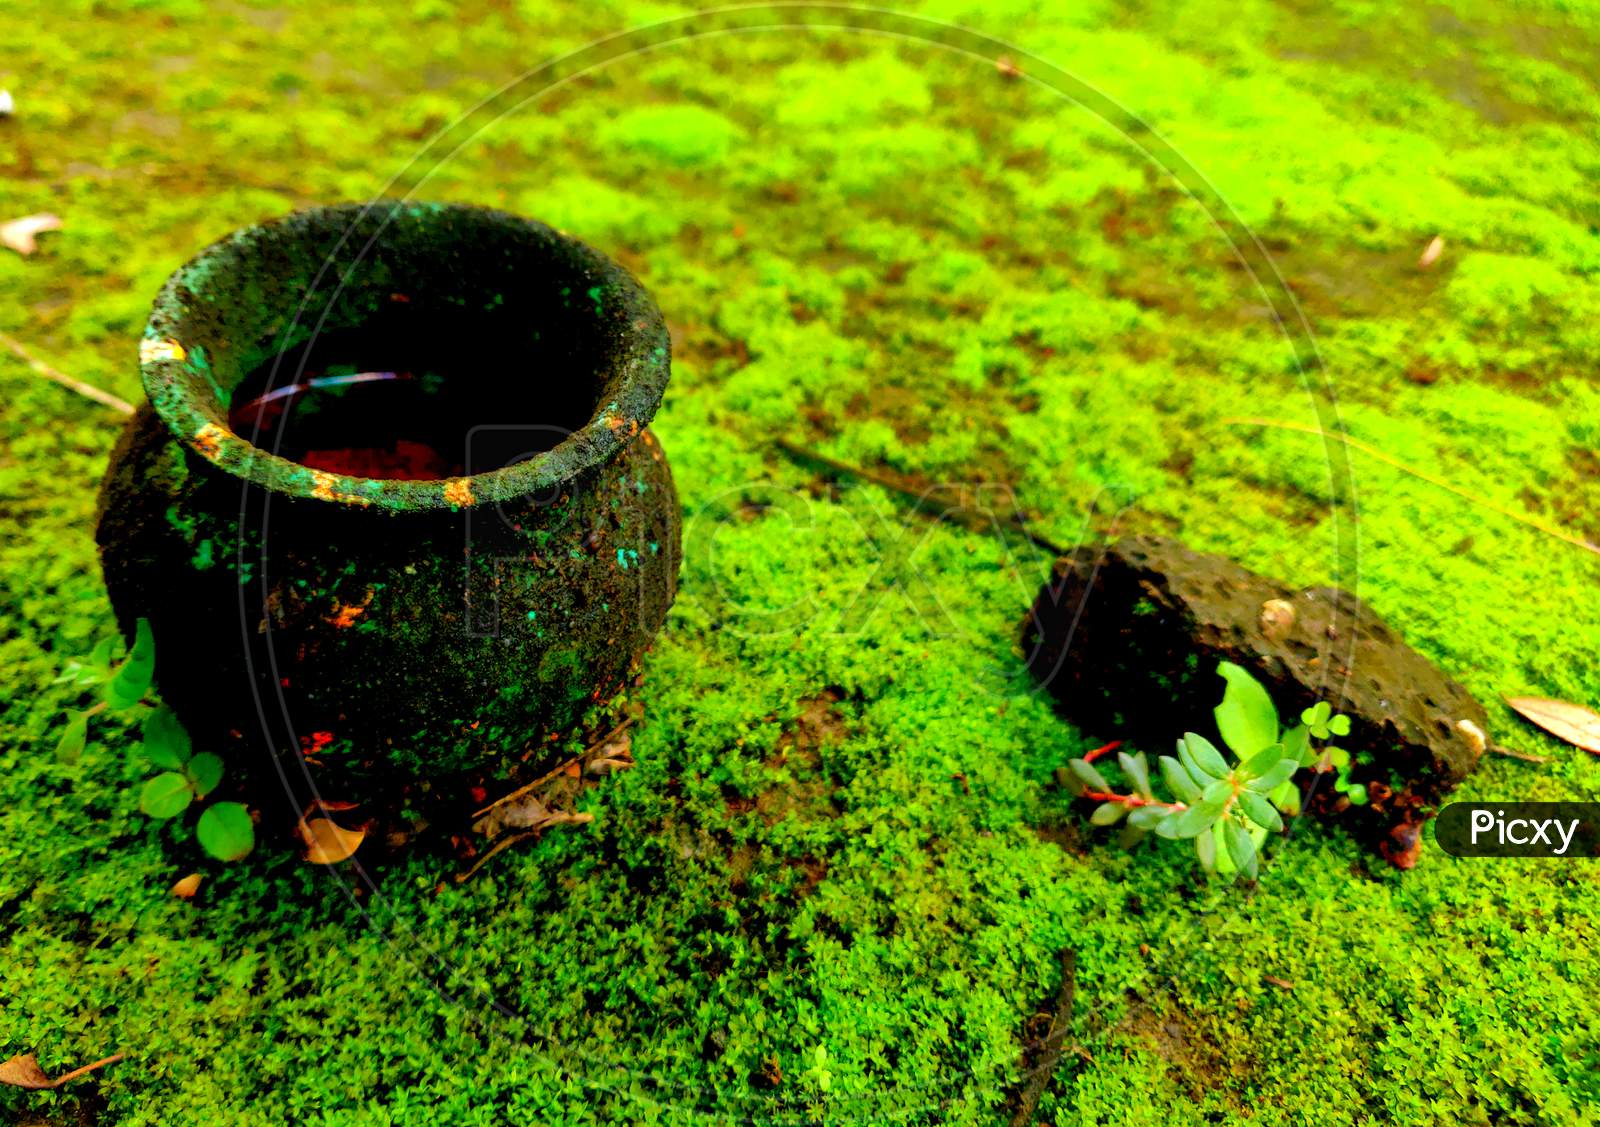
[1081,789,1184,811]
[1081,740,1122,763]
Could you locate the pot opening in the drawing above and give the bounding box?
[143,203,669,510]
[227,308,597,481]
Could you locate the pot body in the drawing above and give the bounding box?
[97,408,678,780]
[94,202,680,786]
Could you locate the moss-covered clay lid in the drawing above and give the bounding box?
[138,201,670,512]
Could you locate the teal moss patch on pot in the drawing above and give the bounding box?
[96,202,680,783]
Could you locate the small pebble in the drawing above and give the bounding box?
[1258,597,1296,642]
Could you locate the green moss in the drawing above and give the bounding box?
[598,103,745,167]
[4,0,1600,1123]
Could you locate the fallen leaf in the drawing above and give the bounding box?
[0,1055,52,1089]
[297,816,366,864]
[171,873,202,899]
[0,1051,124,1090]
[1,213,62,256]
[472,794,595,838]
[584,730,634,777]
[1504,696,1600,755]
[1417,234,1444,270]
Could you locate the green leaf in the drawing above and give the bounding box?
[1239,745,1284,780]
[1246,758,1300,794]
[1200,777,1233,806]
[140,772,194,819]
[55,712,89,762]
[1158,755,1202,803]
[197,802,255,862]
[1181,733,1230,780]
[105,619,156,710]
[1194,826,1218,872]
[1068,758,1110,792]
[1214,662,1280,758]
[1127,805,1167,830]
[1329,713,1351,737]
[1211,822,1235,874]
[1117,751,1153,799]
[89,636,118,672]
[1282,723,1312,766]
[1090,801,1128,826]
[1269,778,1300,815]
[1327,746,1350,769]
[1224,818,1258,873]
[1238,790,1284,832]
[140,706,191,769]
[53,661,102,688]
[1345,783,1368,806]
[1165,796,1226,839]
[1302,701,1330,728]
[186,752,224,798]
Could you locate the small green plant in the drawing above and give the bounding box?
[800,1045,833,1095]
[1300,700,1366,804]
[1068,662,1356,879]
[54,619,255,862]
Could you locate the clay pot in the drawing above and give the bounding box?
[96,202,679,787]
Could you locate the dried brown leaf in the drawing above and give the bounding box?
[0,1054,53,1089]
[1504,696,1600,755]
[297,816,366,864]
[0,1051,123,1090]
[171,873,202,899]
[585,731,634,777]
[1,213,62,256]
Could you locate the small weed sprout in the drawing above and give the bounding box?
[801,1045,833,1096]
[53,618,254,862]
[1066,662,1354,879]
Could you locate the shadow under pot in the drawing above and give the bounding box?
[96,201,680,791]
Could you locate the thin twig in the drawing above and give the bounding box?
[1487,743,1550,765]
[1010,948,1077,1127]
[774,437,1069,557]
[47,1052,125,1088]
[471,718,634,820]
[1222,416,1600,559]
[0,330,134,416]
[455,816,594,883]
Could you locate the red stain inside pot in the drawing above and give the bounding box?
[229,369,465,480]
[227,319,600,482]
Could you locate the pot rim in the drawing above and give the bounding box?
[138,201,670,512]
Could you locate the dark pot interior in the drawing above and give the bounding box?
[140,200,670,508]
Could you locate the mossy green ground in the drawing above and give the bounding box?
[4,0,1600,1122]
